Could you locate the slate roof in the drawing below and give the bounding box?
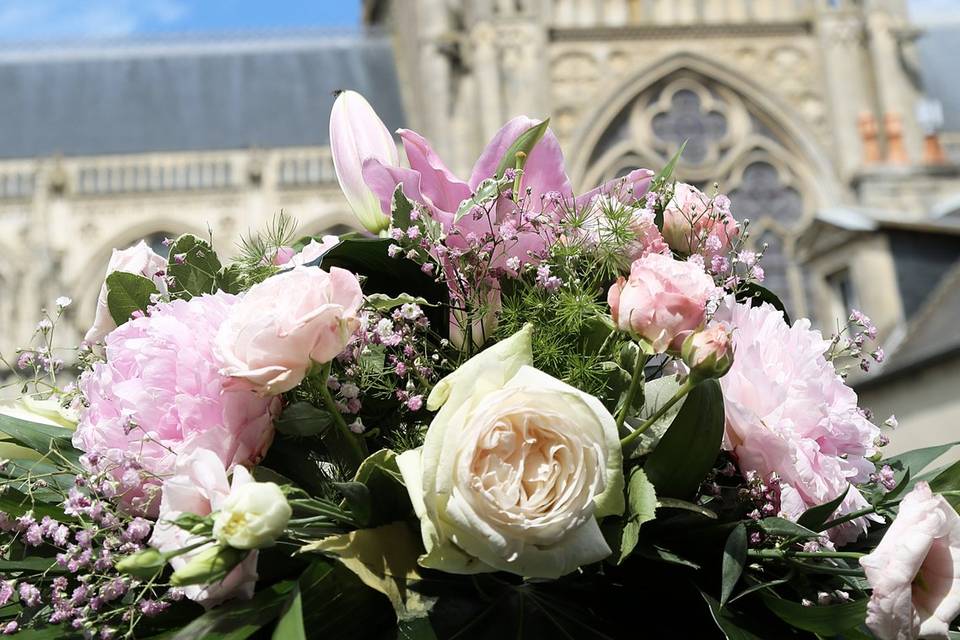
[857,260,960,387]
[918,25,960,133]
[0,29,406,159]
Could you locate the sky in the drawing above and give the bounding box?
[0,0,953,41]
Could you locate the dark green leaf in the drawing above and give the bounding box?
[493,118,551,179]
[167,234,222,299]
[884,442,959,477]
[0,487,71,522]
[700,591,764,640]
[298,558,394,638]
[756,517,820,539]
[0,413,75,455]
[398,617,439,640]
[217,264,244,295]
[0,557,65,573]
[797,485,850,531]
[736,283,791,326]
[275,402,333,437]
[272,583,306,640]
[5,627,72,640]
[171,580,296,640]
[353,449,413,527]
[759,592,867,635]
[392,184,414,231]
[930,460,960,510]
[720,523,747,608]
[333,481,372,527]
[644,379,725,499]
[657,498,717,519]
[105,271,159,325]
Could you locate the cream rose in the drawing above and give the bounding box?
[397,325,624,579]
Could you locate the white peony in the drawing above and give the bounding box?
[397,325,624,579]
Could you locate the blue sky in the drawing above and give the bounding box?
[0,0,953,41]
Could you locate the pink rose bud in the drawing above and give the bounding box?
[84,240,169,346]
[681,322,734,382]
[269,246,297,266]
[607,253,718,353]
[329,90,399,234]
[661,183,739,261]
[214,266,363,395]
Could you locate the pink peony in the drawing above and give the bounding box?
[215,266,363,395]
[607,253,718,352]
[84,241,168,346]
[860,482,960,640]
[149,448,258,608]
[718,300,880,545]
[661,183,738,261]
[74,292,279,516]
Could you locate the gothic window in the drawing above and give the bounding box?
[651,89,727,165]
[728,161,803,231]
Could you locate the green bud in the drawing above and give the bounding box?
[169,544,247,587]
[115,548,167,579]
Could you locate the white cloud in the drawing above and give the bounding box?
[909,0,960,25]
[0,0,188,40]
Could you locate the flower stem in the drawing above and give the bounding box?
[620,378,696,448]
[316,360,366,471]
[615,347,648,434]
[747,549,865,560]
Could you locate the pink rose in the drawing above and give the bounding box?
[149,449,259,608]
[84,241,168,345]
[215,266,363,395]
[74,292,279,516]
[661,183,738,260]
[860,482,960,640]
[608,253,718,352]
[718,299,880,545]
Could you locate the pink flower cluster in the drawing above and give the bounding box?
[718,300,881,545]
[74,292,279,516]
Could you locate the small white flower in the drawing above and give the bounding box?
[376,318,394,339]
[349,418,365,434]
[400,303,421,320]
[884,415,899,429]
[213,481,292,550]
[36,318,53,333]
[339,382,360,399]
[55,296,72,310]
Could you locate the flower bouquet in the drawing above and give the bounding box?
[1,90,958,640]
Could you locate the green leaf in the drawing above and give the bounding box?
[797,485,850,531]
[885,442,959,479]
[756,517,820,539]
[171,580,297,640]
[398,617,439,640]
[657,497,717,520]
[627,375,682,455]
[217,264,244,295]
[0,487,71,522]
[105,271,159,325]
[736,282,791,326]
[275,402,333,437]
[700,591,765,640]
[0,412,75,455]
[297,558,395,638]
[391,184,414,231]
[494,118,551,179]
[333,481,372,527]
[0,557,65,573]
[930,460,960,510]
[272,584,306,640]
[720,524,747,608]
[353,449,413,527]
[365,293,432,312]
[759,592,867,635]
[652,141,687,229]
[454,176,510,223]
[644,379,725,499]
[167,234,222,299]
[617,467,658,562]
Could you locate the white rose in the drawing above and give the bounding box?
[212,481,292,550]
[397,325,624,579]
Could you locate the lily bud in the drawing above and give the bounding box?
[329,90,399,234]
[212,481,291,550]
[115,548,167,579]
[682,322,734,382]
[169,544,247,587]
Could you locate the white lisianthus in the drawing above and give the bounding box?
[397,325,624,579]
[212,481,292,550]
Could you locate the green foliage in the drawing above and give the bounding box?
[644,379,725,499]
[797,486,850,531]
[493,118,550,179]
[736,282,792,326]
[167,234,223,299]
[275,402,334,437]
[105,271,158,325]
[272,584,306,640]
[610,467,658,562]
[720,524,747,608]
[759,592,868,636]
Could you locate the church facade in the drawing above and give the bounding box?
[1,0,958,454]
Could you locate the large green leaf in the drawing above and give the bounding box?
[720,524,747,608]
[167,234,222,299]
[271,584,306,640]
[644,379,725,499]
[106,271,159,325]
[171,580,296,640]
[0,487,71,522]
[700,591,765,640]
[298,558,395,638]
[628,375,682,456]
[0,557,64,573]
[493,118,550,179]
[885,442,959,480]
[0,413,75,456]
[759,592,867,635]
[736,282,791,326]
[930,460,960,510]
[352,449,412,527]
[756,517,820,539]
